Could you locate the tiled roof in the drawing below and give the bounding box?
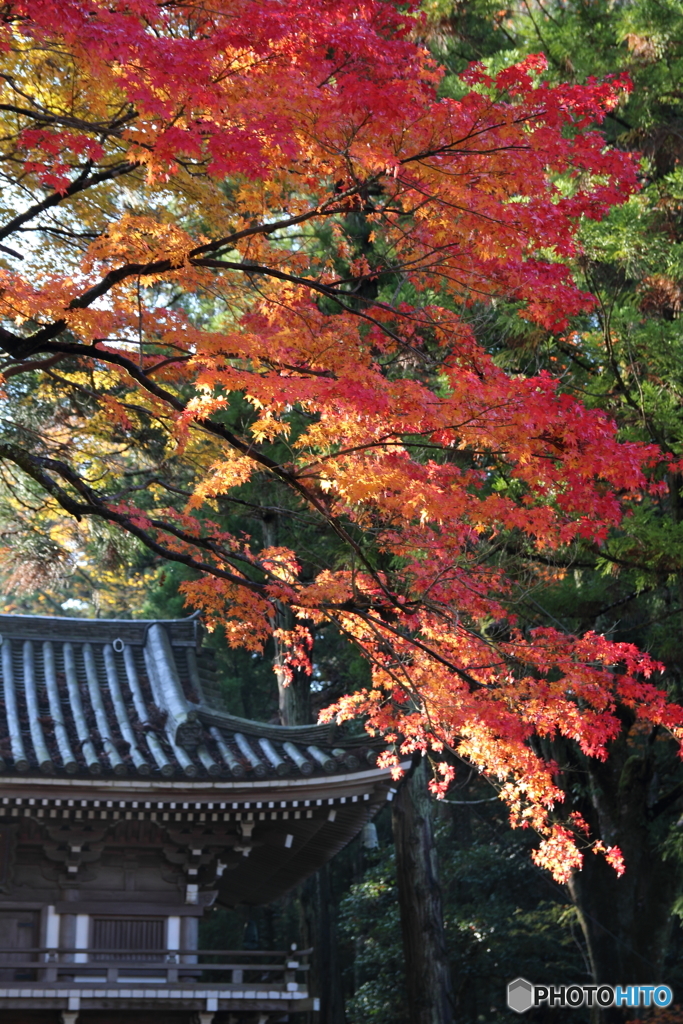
[0,613,376,780]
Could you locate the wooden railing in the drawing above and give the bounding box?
[0,947,311,991]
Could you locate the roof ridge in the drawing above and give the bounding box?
[0,613,201,647]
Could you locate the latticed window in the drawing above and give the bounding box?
[91,918,165,962]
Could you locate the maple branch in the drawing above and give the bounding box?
[328,614,417,692]
[0,100,136,137]
[8,338,402,609]
[107,475,319,524]
[0,247,412,361]
[14,225,99,246]
[1,353,67,378]
[189,180,378,257]
[263,360,335,379]
[144,354,193,374]
[190,259,411,349]
[352,609,488,691]
[0,442,273,597]
[444,796,499,805]
[400,111,543,165]
[0,240,21,258]
[0,439,485,680]
[0,160,136,243]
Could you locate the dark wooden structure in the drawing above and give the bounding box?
[0,613,394,1023]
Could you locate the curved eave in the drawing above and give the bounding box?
[0,763,407,906]
[193,704,336,745]
[0,763,400,800]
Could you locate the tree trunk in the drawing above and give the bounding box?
[392,757,454,1024]
[301,864,347,1024]
[263,512,342,1020]
[262,512,312,726]
[273,601,312,727]
[561,734,682,1023]
[568,842,676,999]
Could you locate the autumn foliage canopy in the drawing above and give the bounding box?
[0,0,679,879]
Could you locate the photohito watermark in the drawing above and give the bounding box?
[507,978,673,1013]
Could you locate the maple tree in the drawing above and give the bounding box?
[0,0,680,880]
[414,1,683,1004]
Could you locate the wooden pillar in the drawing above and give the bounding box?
[181,916,198,966]
[59,913,76,960]
[392,757,454,1024]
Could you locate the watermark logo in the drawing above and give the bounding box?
[507,978,673,1013]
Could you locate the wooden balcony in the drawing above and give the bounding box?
[0,946,316,1017]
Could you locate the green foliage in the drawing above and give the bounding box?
[340,848,408,1024]
[339,796,588,1024]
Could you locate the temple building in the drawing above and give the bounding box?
[0,612,395,1024]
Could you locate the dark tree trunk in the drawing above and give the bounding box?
[301,864,347,1024]
[558,729,683,1023]
[392,757,454,1024]
[569,843,676,1018]
[564,476,683,1019]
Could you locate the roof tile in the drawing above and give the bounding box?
[0,614,375,781]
